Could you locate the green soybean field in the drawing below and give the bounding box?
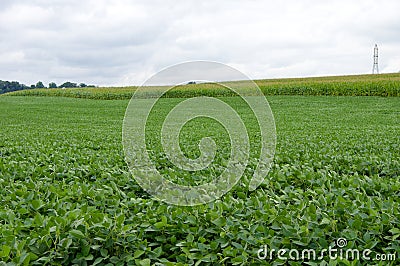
[0,93,399,265]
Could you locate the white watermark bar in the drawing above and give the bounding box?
[257,238,396,262]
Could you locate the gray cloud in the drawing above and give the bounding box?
[0,0,399,86]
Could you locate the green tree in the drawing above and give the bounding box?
[59,82,77,88]
[36,81,45,88]
[49,82,57,88]
[79,83,87,87]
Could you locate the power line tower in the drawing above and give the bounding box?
[372,44,379,74]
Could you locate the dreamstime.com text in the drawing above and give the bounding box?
[257,238,396,262]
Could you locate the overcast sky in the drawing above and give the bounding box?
[1,0,400,86]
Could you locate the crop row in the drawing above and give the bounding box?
[4,73,400,99]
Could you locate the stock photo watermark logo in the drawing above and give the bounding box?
[257,238,397,262]
[122,61,276,206]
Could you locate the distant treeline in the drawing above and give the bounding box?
[0,80,29,94]
[0,80,96,94]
